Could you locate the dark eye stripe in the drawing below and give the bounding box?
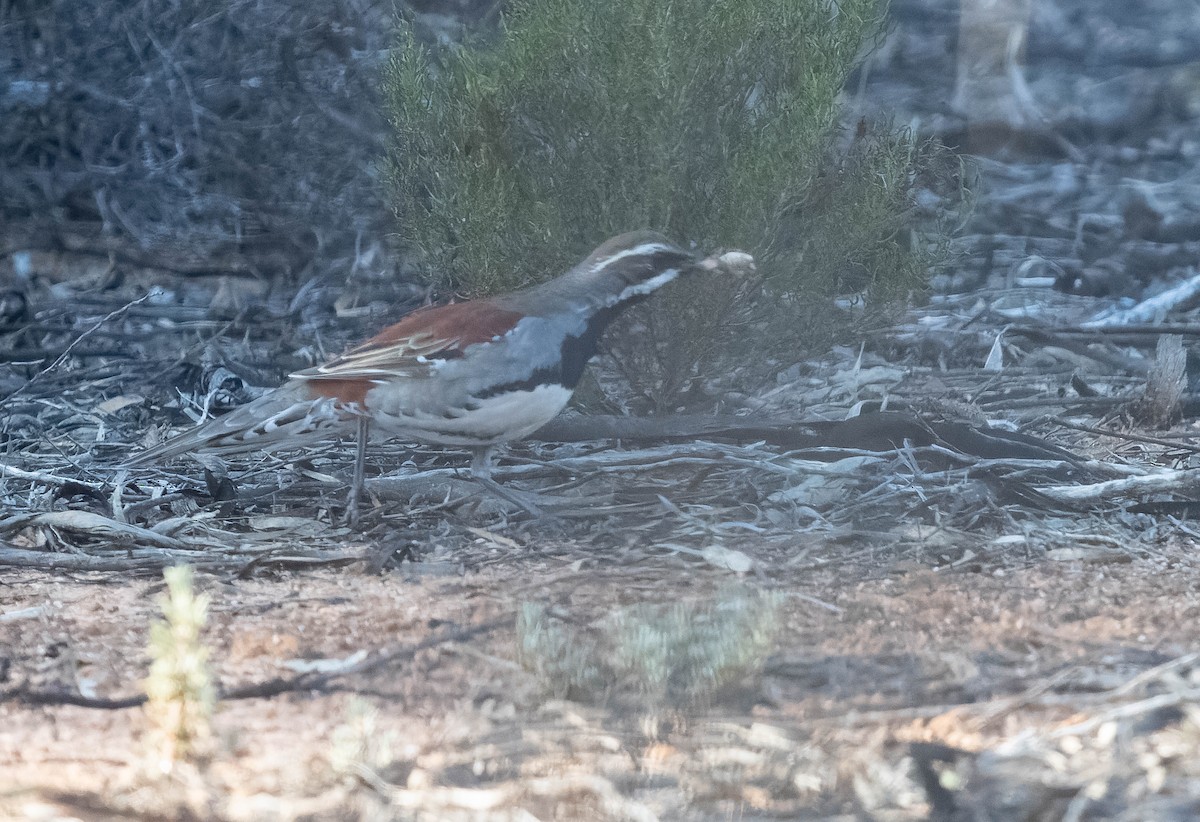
[651,250,691,268]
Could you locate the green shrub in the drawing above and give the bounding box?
[387,0,948,409]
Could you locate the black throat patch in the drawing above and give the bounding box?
[473,299,643,400]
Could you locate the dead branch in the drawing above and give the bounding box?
[0,511,192,552]
[1037,468,1200,504]
[0,461,78,487]
[1083,267,1200,327]
[381,773,659,822]
[1,293,153,403]
[535,411,1079,462]
[1,618,504,710]
[0,546,198,573]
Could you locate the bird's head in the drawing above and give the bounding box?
[573,230,698,308]
[519,230,755,314]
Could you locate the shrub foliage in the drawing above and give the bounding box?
[388,0,945,409]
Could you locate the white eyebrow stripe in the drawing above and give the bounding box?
[590,242,675,273]
[607,268,681,306]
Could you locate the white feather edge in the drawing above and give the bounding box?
[606,267,681,306]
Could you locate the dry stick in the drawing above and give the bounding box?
[1037,468,1200,504]
[365,445,817,502]
[0,519,360,573]
[978,396,1128,411]
[120,492,193,518]
[1082,267,1200,328]
[1107,652,1200,699]
[533,412,837,445]
[0,346,134,364]
[367,445,742,488]
[0,461,77,487]
[969,666,1088,727]
[0,546,206,573]
[0,291,154,405]
[1030,323,1200,337]
[2,617,505,710]
[0,511,191,551]
[383,774,659,822]
[1048,689,1200,740]
[1051,418,1200,454]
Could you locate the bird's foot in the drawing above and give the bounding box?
[343,484,363,528]
[473,475,548,519]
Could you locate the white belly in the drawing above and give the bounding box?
[366,383,573,447]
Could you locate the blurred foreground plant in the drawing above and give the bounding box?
[517,586,781,708]
[144,565,215,773]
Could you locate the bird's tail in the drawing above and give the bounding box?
[123,380,356,467]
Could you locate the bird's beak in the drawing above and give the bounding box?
[698,250,756,278]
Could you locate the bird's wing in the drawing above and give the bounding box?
[126,301,527,465]
[123,381,350,465]
[292,300,525,382]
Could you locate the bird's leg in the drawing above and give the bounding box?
[345,414,369,527]
[470,446,495,480]
[469,446,544,518]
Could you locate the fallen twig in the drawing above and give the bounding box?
[380,773,659,822]
[1083,267,1200,328]
[0,510,192,551]
[0,461,78,487]
[1037,468,1200,504]
[1051,418,1200,453]
[1,618,505,709]
[0,291,154,403]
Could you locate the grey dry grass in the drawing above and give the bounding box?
[388,0,951,410]
[143,565,215,773]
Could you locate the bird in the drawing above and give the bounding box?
[126,230,753,520]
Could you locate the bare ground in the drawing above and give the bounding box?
[5,529,1200,819]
